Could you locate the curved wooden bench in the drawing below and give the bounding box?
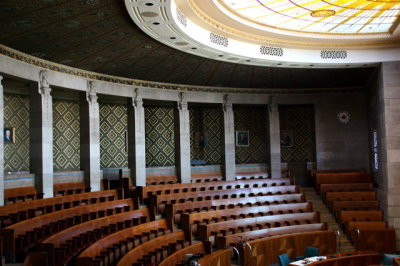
[146,175,177,186]
[166,193,306,224]
[347,221,387,231]
[216,223,327,249]
[351,228,396,254]
[198,212,320,242]
[76,219,173,266]
[182,202,313,235]
[289,251,380,266]
[235,171,269,179]
[152,185,299,215]
[158,241,212,266]
[137,178,290,202]
[0,190,118,227]
[0,199,134,261]
[117,231,189,266]
[4,186,42,204]
[38,208,150,266]
[191,173,223,183]
[198,248,231,266]
[240,231,336,266]
[54,182,89,196]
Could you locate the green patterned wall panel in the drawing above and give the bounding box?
[279,105,316,162]
[53,99,80,170]
[99,103,128,168]
[4,94,30,172]
[189,106,223,165]
[145,105,175,167]
[234,106,269,164]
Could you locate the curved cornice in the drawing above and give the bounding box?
[0,44,364,95]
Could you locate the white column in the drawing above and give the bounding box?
[0,75,4,206]
[175,92,191,183]
[30,70,53,198]
[268,96,282,177]
[128,88,146,186]
[80,81,101,191]
[223,95,235,180]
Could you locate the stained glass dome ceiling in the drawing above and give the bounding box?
[217,0,400,35]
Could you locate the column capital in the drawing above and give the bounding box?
[0,75,3,82]
[268,96,278,112]
[178,92,188,111]
[223,94,232,112]
[87,80,98,103]
[132,88,143,108]
[39,70,51,96]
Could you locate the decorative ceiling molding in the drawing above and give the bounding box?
[0,44,365,95]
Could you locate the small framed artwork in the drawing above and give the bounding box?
[195,131,208,147]
[280,130,293,147]
[4,127,15,144]
[236,131,249,146]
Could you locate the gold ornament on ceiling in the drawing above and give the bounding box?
[311,10,336,18]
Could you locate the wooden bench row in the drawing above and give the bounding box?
[315,173,372,192]
[76,219,173,266]
[158,241,212,266]
[0,199,135,262]
[137,177,290,202]
[182,202,313,235]
[198,211,320,242]
[166,193,306,224]
[4,182,90,204]
[338,210,383,231]
[320,183,373,196]
[0,190,119,228]
[216,223,327,249]
[239,231,336,266]
[152,185,299,216]
[116,231,190,266]
[36,208,150,266]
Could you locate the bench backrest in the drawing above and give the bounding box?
[5,199,133,236]
[242,231,336,266]
[78,218,171,259]
[347,221,387,230]
[4,186,38,200]
[216,223,327,249]
[43,208,150,247]
[325,191,376,202]
[191,173,224,182]
[339,210,383,223]
[182,202,312,232]
[316,173,372,187]
[198,212,319,240]
[320,183,373,194]
[146,175,177,185]
[117,231,186,266]
[331,200,380,212]
[54,182,87,195]
[138,178,290,200]
[158,242,211,266]
[0,189,118,217]
[235,172,269,179]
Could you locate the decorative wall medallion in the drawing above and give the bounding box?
[337,110,351,124]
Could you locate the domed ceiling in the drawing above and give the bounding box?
[0,0,384,89]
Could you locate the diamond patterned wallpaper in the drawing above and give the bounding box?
[145,105,175,167]
[53,99,80,171]
[100,103,128,168]
[4,93,30,172]
[189,106,223,165]
[234,105,269,164]
[279,105,316,162]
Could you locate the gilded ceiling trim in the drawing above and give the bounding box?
[0,45,363,95]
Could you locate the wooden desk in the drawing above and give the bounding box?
[289,251,380,266]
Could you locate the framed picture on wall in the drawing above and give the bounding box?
[236,131,249,146]
[195,131,208,147]
[4,127,15,144]
[280,130,293,147]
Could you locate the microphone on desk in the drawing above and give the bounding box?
[335,230,341,253]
